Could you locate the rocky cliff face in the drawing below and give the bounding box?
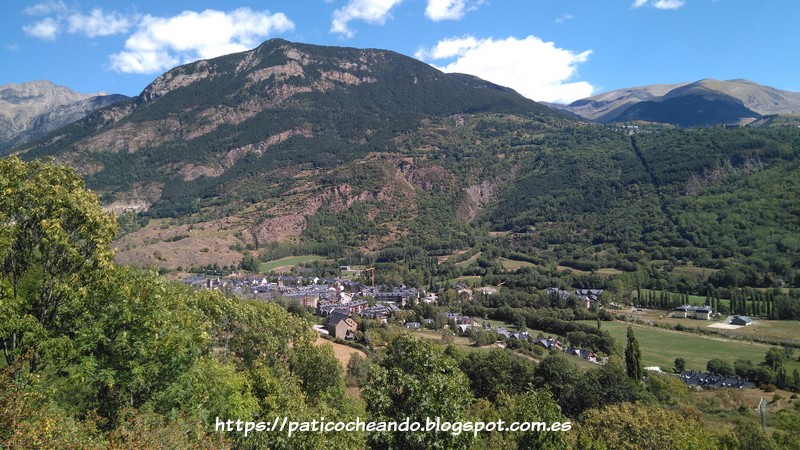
[0,80,129,152]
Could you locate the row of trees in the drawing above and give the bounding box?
[704,347,800,392]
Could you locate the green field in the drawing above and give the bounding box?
[583,320,800,373]
[498,258,536,271]
[625,308,800,345]
[447,275,483,286]
[718,319,800,344]
[258,255,325,273]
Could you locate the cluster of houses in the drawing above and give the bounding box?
[545,287,605,309]
[680,370,755,389]
[184,274,608,363]
[184,274,419,340]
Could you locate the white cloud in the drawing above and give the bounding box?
[555,14,574,25]
[425,0,485,21]
[23,1,67,16]
[417,35,595,103]
[415,36,479,59]
[632,0,686,10]
[23,17,60,40]
[653,0,686,9]
[67,9,133,37]
[109,8,295,74]
[331,0,403,38]
[425,0,466,21]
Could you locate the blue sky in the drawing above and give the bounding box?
[2,0,798,104]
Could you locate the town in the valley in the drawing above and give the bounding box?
[183,269,756,389]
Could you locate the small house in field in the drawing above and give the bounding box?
[694,306,712,320]
[731,315,753,326]
[404,322,421,331]
[673,305,713,320]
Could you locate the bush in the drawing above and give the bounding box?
[764,384,778,393]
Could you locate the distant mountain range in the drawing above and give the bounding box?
[550,79,800,127]
[0,80,129,152]
[9,40,800,287]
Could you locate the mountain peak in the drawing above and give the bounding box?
[0,80,129,152]
[553,78,800,126]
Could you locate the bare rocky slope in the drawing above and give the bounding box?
[0,80,128,152]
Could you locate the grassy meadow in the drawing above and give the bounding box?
[582,320,800,373]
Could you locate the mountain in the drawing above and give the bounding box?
[16,38,555,267]
[547,83,688,122]
[14,41,800,290]
[0,80,129,152]
[553,79,800,127]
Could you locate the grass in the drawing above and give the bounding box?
[717,319,800,344]
[625,308,800,345]
[314,336,365,367]
[455,252,482,267]
[498,258,536,271]
[447,275,483,286]
[582,320,800,373]
[668,264,719,281]
[555,265,623,277]
[258,255,325,273]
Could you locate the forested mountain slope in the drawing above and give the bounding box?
[13,40,800,289]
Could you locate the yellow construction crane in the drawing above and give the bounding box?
[364,267,375,287]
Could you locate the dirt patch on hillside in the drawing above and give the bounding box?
[315,336,365,368]
[707,323,743,330]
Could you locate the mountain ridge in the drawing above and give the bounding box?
[11,39,800,288]
[0,80,129,152]
[551,78,800,126]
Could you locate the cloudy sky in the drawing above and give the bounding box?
[3,0,798,104]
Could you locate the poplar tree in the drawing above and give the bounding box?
[625,326,643,382]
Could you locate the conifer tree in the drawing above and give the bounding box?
[625,326,643,382]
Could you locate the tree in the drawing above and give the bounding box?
[459,349,535,401]
[578,403,729,449]
[289,341,347,407]
[0,156,117,372]
[765,347,791,372]
[533,353,582,405]
[645,372,689,407]
[674,357,686,373]
[490,390,570,450]
[467,328,497,347]
[706,358,735,377]
[625,326,643,382]
[362,334,474,449]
